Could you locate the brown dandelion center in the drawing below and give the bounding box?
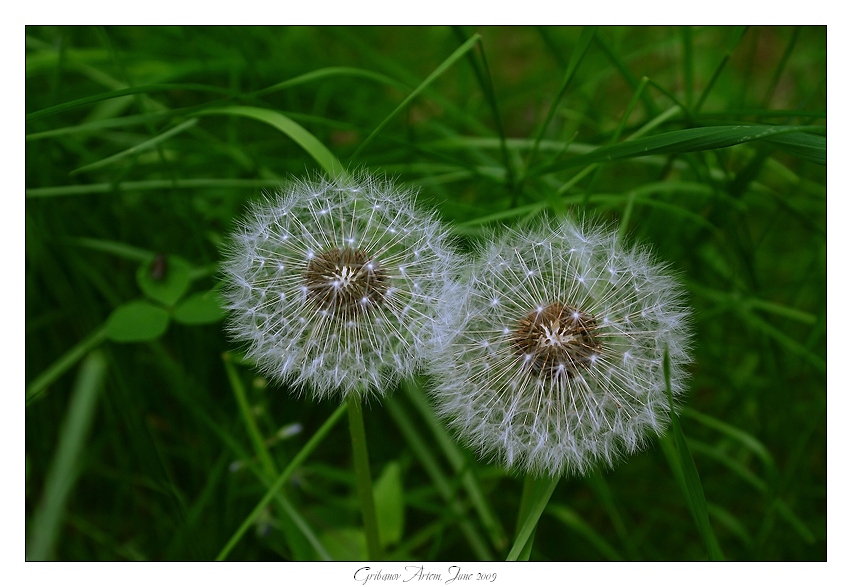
[510,302,602,378]
[303,247,389,318]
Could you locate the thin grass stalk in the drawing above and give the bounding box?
[26,325,108,406]
[28,351,107,560]
[216,403,347,561]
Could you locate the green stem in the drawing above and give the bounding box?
[28,351,107,560]
[507,475,560,561]
[223,354,277,475]
[403,379,507,552]
[26,325,108,406]
[514,476,537,561]
[223,355,333,559]
[347,395,382,560]
[216,403,347,561]
[385,396,493,559]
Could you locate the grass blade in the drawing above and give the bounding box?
[660,348,725,561]
[455,202,547,229]
[694,26,748,113]
[25,83,240,121]
[707,503,754,548]
[385,396,493,560]
[255,66,408,96]
[506,476,559,561]
[350,34,480,159]
[198,105,343,176]
[452,27,515,192]
[739,310,826,372]
[681,27,694,108]
[547,504,624,561]
[762,27,801,106]
[525,27,597,171]
[27,351,107,560]
[682,407,774,468]
[762,132,826,165]
[535,125,825,175]
[66,237,154,262]
[403,379,508,552]
[70,118,198,175]
[26,326,108,406]
[555,105,683,196]
[595,31,658,118]
[215,403,347,561]
[223,355,277,476]
[154,347,329,560]
[26,109,200,141]
[27,178,284,198]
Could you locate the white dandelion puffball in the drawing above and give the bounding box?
[221,172,459,401]
[429,216,692,477]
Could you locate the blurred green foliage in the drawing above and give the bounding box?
[26,26,826,561]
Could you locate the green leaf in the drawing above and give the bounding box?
[106,301,170,343]
[318,527,367,560]
[373,461,405,548]
[25,83,240,121]
[661,348,725,561]
[26,326,107,406]
[528,26,597,167]
[173,290,226,325]
[547,504,624,561]
[683,407,774,468]
[350,34,481,159]
[69,237,154,262]
[216,404,348,561]
[27,178,284,199]
[197,105,343,176]
[534,125,825,174]
[27,351,107,560]
[506,476,559,561]
[763,131,826,165]
[384,396,493,560]
[136,256,192,307]
[70,118,199,175]
[255,66,409,96]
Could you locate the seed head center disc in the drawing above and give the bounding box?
[304,247,388,317]
[511,302,601,378]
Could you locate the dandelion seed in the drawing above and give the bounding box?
[428,216,692,477]
[221,172,460,401]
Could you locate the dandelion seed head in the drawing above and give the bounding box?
[427,215,692,477]
[221,171,461,402]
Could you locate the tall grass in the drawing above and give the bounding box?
[25,26,826,561]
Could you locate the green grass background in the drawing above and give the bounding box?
[25,26,826,561]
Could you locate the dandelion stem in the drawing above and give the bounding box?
[507,475,559,561]
[347,395,382,560]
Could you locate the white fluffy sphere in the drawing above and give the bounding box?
[221,172,460,402]
[428,216,692,477]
